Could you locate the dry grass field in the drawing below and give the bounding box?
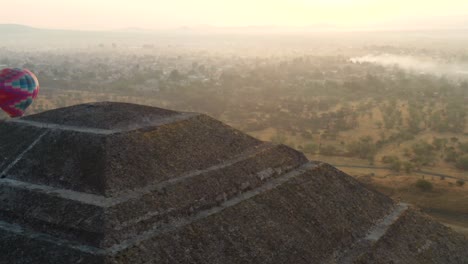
[246,101,468,237]
[336,166,468,237]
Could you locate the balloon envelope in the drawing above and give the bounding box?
[0,68,40,117]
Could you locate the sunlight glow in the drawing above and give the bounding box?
[0,0,467,30]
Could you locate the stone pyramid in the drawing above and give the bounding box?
[0,102,466,264]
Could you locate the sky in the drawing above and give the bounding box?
[1,0,468,30]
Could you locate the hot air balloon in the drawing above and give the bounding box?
[0,68,40,118]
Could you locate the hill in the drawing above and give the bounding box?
[0,24,36,33]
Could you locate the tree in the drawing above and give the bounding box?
[445,147,458,162]
[347,136,377,160]
[403,162,415,174]
[389,160,401,172]
[382,156,402,172]
[407,102,424,133]
[411,141,436,166]
[459,142,468,154]
[415,179,433,192]
[456,155,468,170]
[432,138,447,151]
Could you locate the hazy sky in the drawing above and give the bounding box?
[1,0,468,30]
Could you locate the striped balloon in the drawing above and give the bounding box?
[0,68,40,117]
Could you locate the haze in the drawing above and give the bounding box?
[2,0,468,30]
[351,54,468,80]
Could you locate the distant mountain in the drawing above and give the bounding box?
[166,24,344,34]
[0,20,467,47]
[365,15,468,31]
[114,27,157,33]
[1,20,468,36]
[0,24,38,33]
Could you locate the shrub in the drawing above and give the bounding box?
[455,154,468,170]
[320,145,339,156]
[456,180,465,187]
[445,148,458,162]
[415,179,433,192]
[302,143,318,154]
[403,162,414,174]
[389,160,401,172]
[381,156,402,172]
[347,136,377,159]
[270,133,287,145]
[412,141,436,166]
[459,142,468,153]
[382,155,399,164]
[432,137,447,150]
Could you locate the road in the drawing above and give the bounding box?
[331,164,464,181]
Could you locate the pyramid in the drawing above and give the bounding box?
[0,102,466,264]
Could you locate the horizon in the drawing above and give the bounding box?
[1,0,468,31]
[2,21,468,34]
